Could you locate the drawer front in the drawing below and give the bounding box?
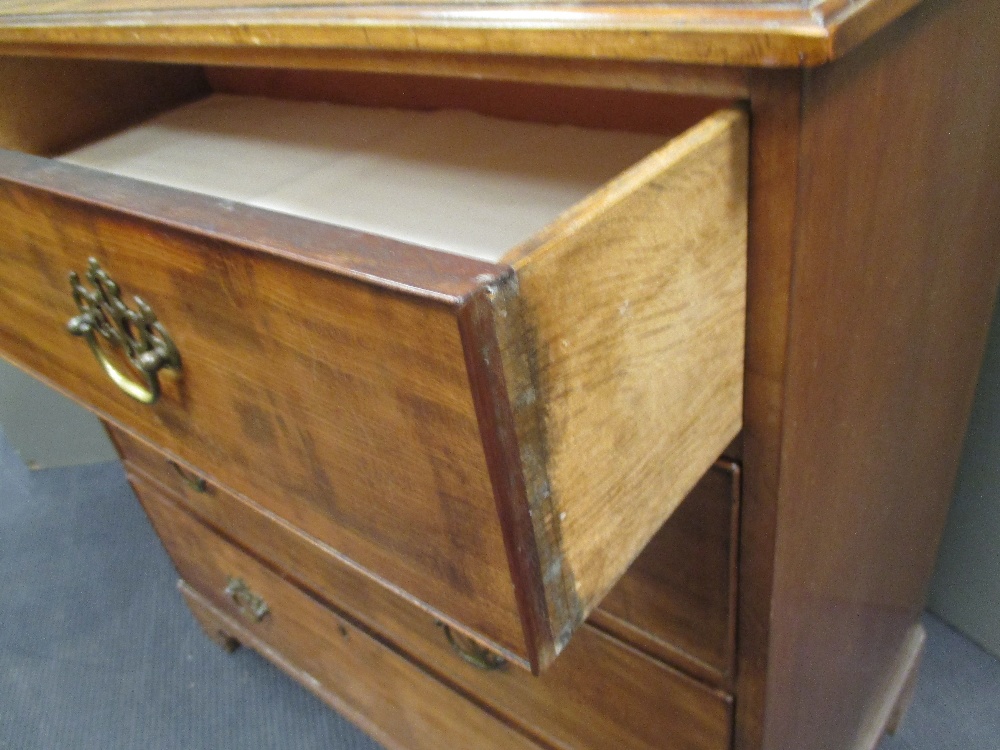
[120,436,732,750]
[0,152,524,659]
[132,485,543,750]
[592,460,740,687]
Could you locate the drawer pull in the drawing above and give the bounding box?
[66,258,180,405]
[224,577,269,622]
[438,623,507,671]
[167,460,207,493]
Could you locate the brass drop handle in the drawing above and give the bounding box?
[437,622,507,671]
[167,460,207,493]
[224,577,269,622]
[66,257,180,404]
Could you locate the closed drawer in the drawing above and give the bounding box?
[117,429,733,750]
[131,483,543,750]
[592,459,740,688]
[0,90,746,671]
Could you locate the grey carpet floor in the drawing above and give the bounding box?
[1,430,998,749]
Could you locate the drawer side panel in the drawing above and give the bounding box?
[499,108,749,630]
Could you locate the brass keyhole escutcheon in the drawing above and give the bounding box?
[224,577,269,622]
[66,257,180,404]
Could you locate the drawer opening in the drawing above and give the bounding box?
[23,64,729,266]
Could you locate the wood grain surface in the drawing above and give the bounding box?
[738,0,1000,746]
[494,107,747,639]
[125,461,732,750]
[0,0,924,68]
[734,68,804,750]
[0,152,530,661]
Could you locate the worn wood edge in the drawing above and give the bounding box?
[461,281,580,671]
[0,147,504,304]
[0,1,922,69]
[456,286,560,673]
[174,581,549,750]
[820,0,925,60]
[852,624,927,750]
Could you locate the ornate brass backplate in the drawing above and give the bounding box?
[66,258,180,404]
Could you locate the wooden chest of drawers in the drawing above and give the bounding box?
[1,0,999,748]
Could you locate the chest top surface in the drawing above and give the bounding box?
[0,0,924,68]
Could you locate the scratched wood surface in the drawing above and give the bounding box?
[493,108,747,647]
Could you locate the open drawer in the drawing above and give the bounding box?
[0,60,747,672]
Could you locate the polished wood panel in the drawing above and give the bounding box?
[493,108,747,639]
[124,461,733,750]
[0,0,923,68]
[0,154,527,661]
[0,56,205,156]
[743,0,1000,747]
[591,459,740,688]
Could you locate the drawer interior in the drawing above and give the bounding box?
[57,94,668,262]
[24,64,727,265]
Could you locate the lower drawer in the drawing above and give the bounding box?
[123,457,732,750]
[135,482,543,750]
[592,459,740,686]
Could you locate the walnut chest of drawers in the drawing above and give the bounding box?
[0,0,998,748]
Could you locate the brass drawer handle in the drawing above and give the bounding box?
[224,577,269,622]
[167,460,207,493]
[66,257,180,404]
[438,623,507,671]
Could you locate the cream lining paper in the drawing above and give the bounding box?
[60,94,665,262]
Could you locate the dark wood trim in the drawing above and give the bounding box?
[734,67,803,750]
[0,147,503,304]
[456,283,560,674]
